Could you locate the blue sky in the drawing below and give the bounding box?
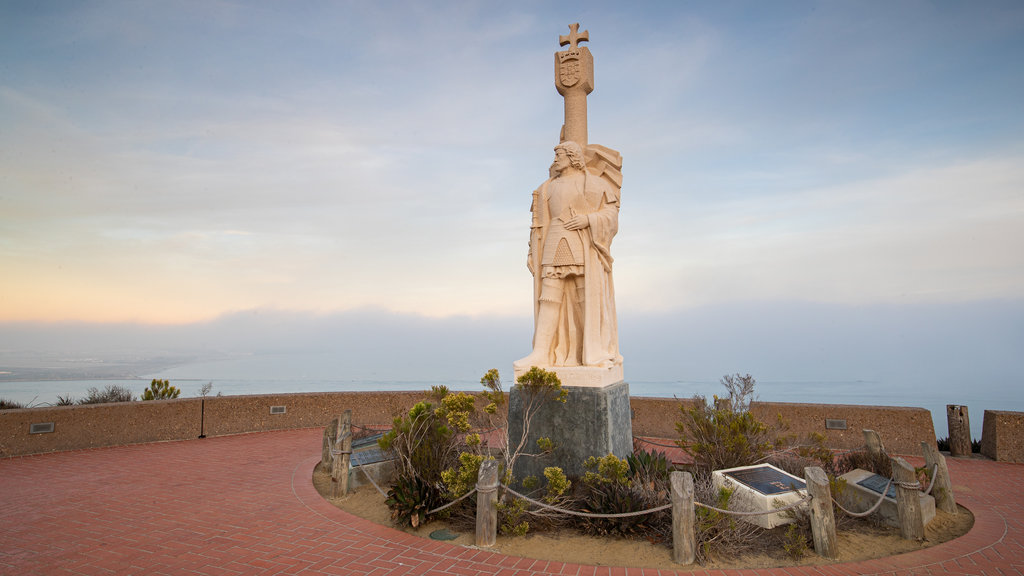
[2,1,1022,323]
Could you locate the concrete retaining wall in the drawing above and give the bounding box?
[3,390,936,458]
[0,391,425,458]
[629,398,936,455]
[981,410,1024,463]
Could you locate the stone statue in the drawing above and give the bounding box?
[513,23,624,382]
[507,23,632,482]
[513,140,622,372]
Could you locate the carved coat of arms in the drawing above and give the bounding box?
[559,58,580,87]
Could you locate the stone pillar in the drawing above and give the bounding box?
[555,23,594,147]
[947,405,972,457]
[507,377,632,481]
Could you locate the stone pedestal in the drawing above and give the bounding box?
[507,377,632,482]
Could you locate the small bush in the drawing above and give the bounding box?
[692,477,763,564]
[0,398,25,410]
[676,374,782,475]
[833,449,892,478]
[141,379,181,400]
[55,395,75,406]
[936,436,982,453]
[782,523,809,559]
[78,385,135,404]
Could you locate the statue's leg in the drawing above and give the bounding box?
[514,279,562,370]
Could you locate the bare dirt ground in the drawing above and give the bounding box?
[312,467,973,570]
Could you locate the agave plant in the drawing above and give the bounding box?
[385,475,444,528]
[627,448,670,492]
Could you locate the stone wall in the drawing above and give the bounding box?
[3,390,936,458]
[630,397,936,455]
[981,410,1024,463]
[0,391,426,458]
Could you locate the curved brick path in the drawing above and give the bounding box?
[1,428,1021,576]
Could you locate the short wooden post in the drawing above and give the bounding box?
[863,429,885,456]
[891,456,925,540]
[921,440,957,514]
[475,459,499,547]
[671,471,695,565]
[321,415,340,469]
[947,405,972,457]
[331,410,352,498]
[805,466,838,559]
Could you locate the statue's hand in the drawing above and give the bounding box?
[564,214,590,230]
[527,255,534,275]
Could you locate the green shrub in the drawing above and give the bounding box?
[677,401,775,472]
[79,385,135,404]
[582,453,630,487]
[0,398,24,410]
[782,523,809,559]
[141,379,181,400]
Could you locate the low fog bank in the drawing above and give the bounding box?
[2,300,1021,399]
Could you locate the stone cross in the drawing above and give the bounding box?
[559,22,589,50]
[555,23,594,147]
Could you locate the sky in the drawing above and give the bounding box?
[1,2,1023,408]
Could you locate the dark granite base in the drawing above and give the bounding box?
[507,380,633,482]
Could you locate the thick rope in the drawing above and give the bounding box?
[694,493,812,516]
[924,464,938,495]
[502,485,671,518]
[831,477,892,518]
[425,487,478,516]
[632,436,680,450]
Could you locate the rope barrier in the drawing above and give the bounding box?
[501,484,671,518]
[694,493,812,516]
[632,436,679,450]
[831,477,892,518]
[924,464,938,495]
[424,487,478,516]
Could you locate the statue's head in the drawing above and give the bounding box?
[553,141,586,171]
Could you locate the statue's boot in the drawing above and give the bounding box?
[514,300,559,371]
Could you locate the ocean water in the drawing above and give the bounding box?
[2,359,1016,440]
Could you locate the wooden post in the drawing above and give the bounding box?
[671,471,696,565]
[891,456,925,540]
[475,459,499,547]
[863,429,885,456]
[321,415,340,469]
[805,466,838,559]
[331,410,352,498]
[947,405,972,457]
[921,441,957,514]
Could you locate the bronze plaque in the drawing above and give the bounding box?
[724,465,806,495]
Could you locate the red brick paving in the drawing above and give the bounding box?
[1,429,1021,575]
